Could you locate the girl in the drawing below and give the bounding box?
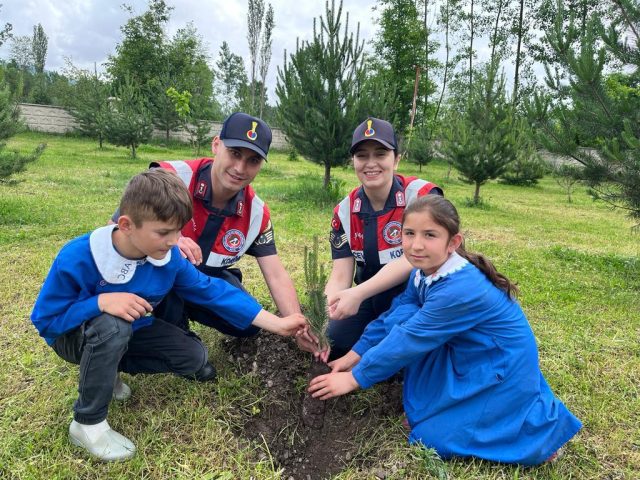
[310,195,581,465]
[325,117,442,360]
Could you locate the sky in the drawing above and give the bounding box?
[0,0,380,99]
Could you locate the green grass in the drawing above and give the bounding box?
[1,132,638,479]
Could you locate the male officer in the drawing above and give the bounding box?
[114,113,317,352]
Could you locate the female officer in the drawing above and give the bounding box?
[325,118,442,359]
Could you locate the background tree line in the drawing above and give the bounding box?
[0,0,638,221]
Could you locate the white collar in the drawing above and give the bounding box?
[413,251,469,289]
[89,224,171,284]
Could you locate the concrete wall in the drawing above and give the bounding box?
[18,103,290,150]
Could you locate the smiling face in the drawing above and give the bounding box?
[352,140,400,195]
[401,210,462,275]
[210,137,264,201]
[116,217,182,260]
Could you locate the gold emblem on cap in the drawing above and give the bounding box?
[364,119,375,137]
[247,121,258,141]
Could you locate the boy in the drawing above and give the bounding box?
[31,169,307,461]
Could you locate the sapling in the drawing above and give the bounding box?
[301,236,331,428]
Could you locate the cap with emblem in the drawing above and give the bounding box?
[350,117,398,154]
[219,112,272,160]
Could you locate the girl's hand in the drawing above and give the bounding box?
[327,288,364,320]
[328,350,361,372]
[308,372,359,400]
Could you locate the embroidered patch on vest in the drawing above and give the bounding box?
[353,198,362,213]
[382,221,402,245]
[222,229,246,253]
[395,191,406,206]
[236,200,244,217]
[195,181,208,199]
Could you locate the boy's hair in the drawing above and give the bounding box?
[119,169,193,227]
[403,195,519,298]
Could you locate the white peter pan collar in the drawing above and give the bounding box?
[89,224,171,284]
[413,251,469,289]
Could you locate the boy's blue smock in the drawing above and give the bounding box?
[31,225,263,345]
[351,253,582,465]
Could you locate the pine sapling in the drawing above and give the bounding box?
[303,237,330,350]
[301,236,331,428]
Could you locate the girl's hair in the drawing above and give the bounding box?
[403,195,519,298]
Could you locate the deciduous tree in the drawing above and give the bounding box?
[31,23,47,74]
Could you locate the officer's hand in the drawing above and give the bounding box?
[327,288,364,320]
[295,326,331,362]
[98,293,152,322]
[178,236,202,266]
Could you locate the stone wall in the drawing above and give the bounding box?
[17,103,290,150]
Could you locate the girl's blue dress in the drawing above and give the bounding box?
[351,253,581,465]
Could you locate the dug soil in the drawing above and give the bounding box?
[223,332,404,480]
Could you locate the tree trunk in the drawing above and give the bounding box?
[513,0,525,106]
[469,0,475,90]
[422,0,430,123]
[323,162,331,189]
[434,0,450,125]
[490,0,504,65]
[131,143,137,159]
[474,181,481,204]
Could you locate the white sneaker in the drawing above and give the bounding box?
[113,374,131,402]
[69,420,136,461]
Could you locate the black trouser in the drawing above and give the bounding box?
[154,268,260,337]
[327,283,405,360]
[52,314,208,425]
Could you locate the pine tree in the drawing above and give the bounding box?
[276,0,367,188]
[67,64,110,148]
[441,64,520,204]
[0,82,45,181]
[104,78,153,158]
[527,0,640,220]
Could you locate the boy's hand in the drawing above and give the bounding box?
[328,350,361,373]
[308,372,359,400]
[178,236,202,266]
[327,288,364,320]
[252,310,308,337]
[98,293,152,322]
[274,313,308,336]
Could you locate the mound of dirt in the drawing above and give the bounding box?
[223,332,404,480]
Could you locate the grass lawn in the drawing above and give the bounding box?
[1,131,638,479]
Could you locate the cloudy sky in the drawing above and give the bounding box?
[0,0,380,98]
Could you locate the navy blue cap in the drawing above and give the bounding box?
[350,117,398,154]
[219,112,272,159]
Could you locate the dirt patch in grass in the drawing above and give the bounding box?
[223,332,404,480]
